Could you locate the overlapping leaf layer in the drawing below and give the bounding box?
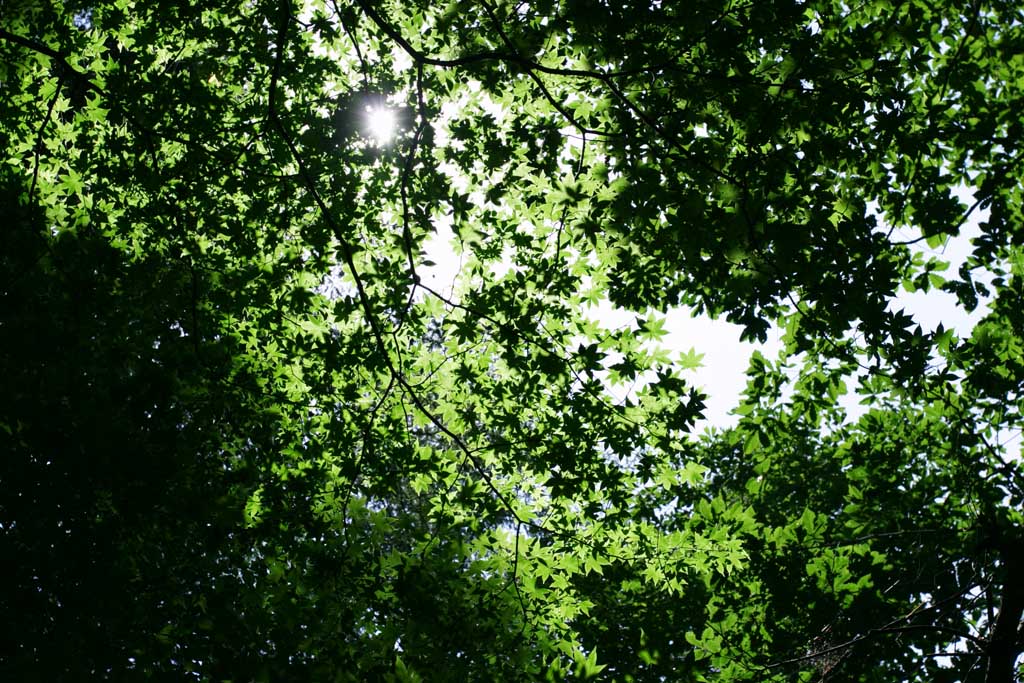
[2,0,1022,680]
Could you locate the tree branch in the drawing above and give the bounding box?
[985,538,1024,683]
[0,29,103,96]
[267,0,537,535]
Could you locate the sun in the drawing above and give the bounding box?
[364,105,397,144]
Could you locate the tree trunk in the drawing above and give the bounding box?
[985,538,1024,683]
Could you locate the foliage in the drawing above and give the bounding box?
[1,0,1023,680]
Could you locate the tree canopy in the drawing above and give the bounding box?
[2,0,1023,680]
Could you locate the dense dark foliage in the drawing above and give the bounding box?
[2,0,1022,680]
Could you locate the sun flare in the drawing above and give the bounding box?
[364,105,397,144]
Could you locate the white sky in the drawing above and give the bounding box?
[419,184,997,432]
[358,82,1008,446]
[300,0,1009,445]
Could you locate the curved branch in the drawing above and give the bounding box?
[351,0,628,79]
[0,29,102,96]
